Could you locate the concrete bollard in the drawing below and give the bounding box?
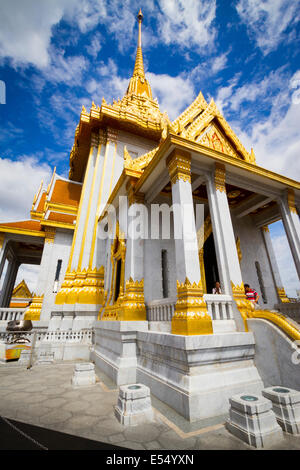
[115,384,154,426]
[226,393,283,448]
[262,386,300,435]
[72,362,96,387]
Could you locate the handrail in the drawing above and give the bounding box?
[248,310,300,341]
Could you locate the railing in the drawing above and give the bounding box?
[204,294,234,321]
[146,298,176,322]
[275,302,300,325]
[0,308,26,322]
[146,295,234,322]
[0,329,93,345]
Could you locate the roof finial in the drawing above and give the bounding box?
[125,9,153,99]
[132,9,145,78]
[137,9,143,48]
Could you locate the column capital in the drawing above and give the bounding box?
[107,127,118,143]
[166,148,192,185]
[0,233,5,250]
[214,163,226,193]
[99,128,107,145]
[126,179,145,206]
[287,188,297,214]
[90,131,99,147]
[44,227,56,244]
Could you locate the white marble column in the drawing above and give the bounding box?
[125,184,145,283]
[278,189,300,280]
[261,225,289,302]
[206,163,246,331]
[167,150,201,284]
[166,149,212,335]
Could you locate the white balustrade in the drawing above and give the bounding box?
[204,294,234,321]
[146,298,176,322]
[146,294,234,323]
[0,308,26,322]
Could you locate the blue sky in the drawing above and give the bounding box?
[0,0,299,295]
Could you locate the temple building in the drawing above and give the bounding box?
[0,11,299,421]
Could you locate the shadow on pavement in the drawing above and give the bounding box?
[0,416,127,450]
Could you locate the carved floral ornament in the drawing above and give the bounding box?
[215,163,226,193]
[166,150,192,185]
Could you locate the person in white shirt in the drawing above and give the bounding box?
[212,281,222,294]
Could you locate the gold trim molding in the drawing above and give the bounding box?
[172,278,213,335]
[44,227,56,244]
[215,163,226,193]
[287,189,297,214]
[24,295,44,321]
[166,149,192,185]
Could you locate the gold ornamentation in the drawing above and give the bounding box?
[124,146,158,172]
[277,287,290,303]
[287,189,297,214]
[107,127,118,143]
[236,237,242,264]
[231,281,255,331]
[24,295,44,321]
[0,233,4,250]
[102,277,146,321]
[248,309,300,341]
[215,163,226,193]
[55,271,76,304]
[99,129,107,145]
[90,132,99,147]
[44,227,56,244]
[55,267,105,305]
[166,149,192,185]
[262,225,270,233]
[171,278,213,335]
[173,94,255,164]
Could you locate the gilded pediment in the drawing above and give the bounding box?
[172,94,256,164]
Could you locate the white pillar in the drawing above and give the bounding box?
[206,164,246,331]
[278,189,300,280]
[167,150,201,284]
[166,149,212,335]
[261,225,289,302]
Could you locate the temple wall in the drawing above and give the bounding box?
[231,214,278,309]
[40,229,73,321]
[143,200,176,303]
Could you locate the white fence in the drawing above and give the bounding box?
[146,294,234,322]
[146,298,176,322]
[0,308,26,322]
[204,294,234,320]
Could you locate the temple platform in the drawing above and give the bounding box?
[91,321,264,421]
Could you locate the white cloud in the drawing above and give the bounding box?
[148,72,195,120]
[236,0,300,55]
[86,32,103,58]
[0,0,79,68]
[157,0,216,51]
[0,156,51,223]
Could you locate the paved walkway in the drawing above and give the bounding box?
[0,361,299,450]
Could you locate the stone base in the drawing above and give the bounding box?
[72,362,96,387]
[91,321,148,385]
[91,321,264,422]
[114,383,154,426]
[262,386,300,435]
[226,393,283,448]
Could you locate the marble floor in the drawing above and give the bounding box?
[0,361,299,450]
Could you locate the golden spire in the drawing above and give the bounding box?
[126,9,153,99]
